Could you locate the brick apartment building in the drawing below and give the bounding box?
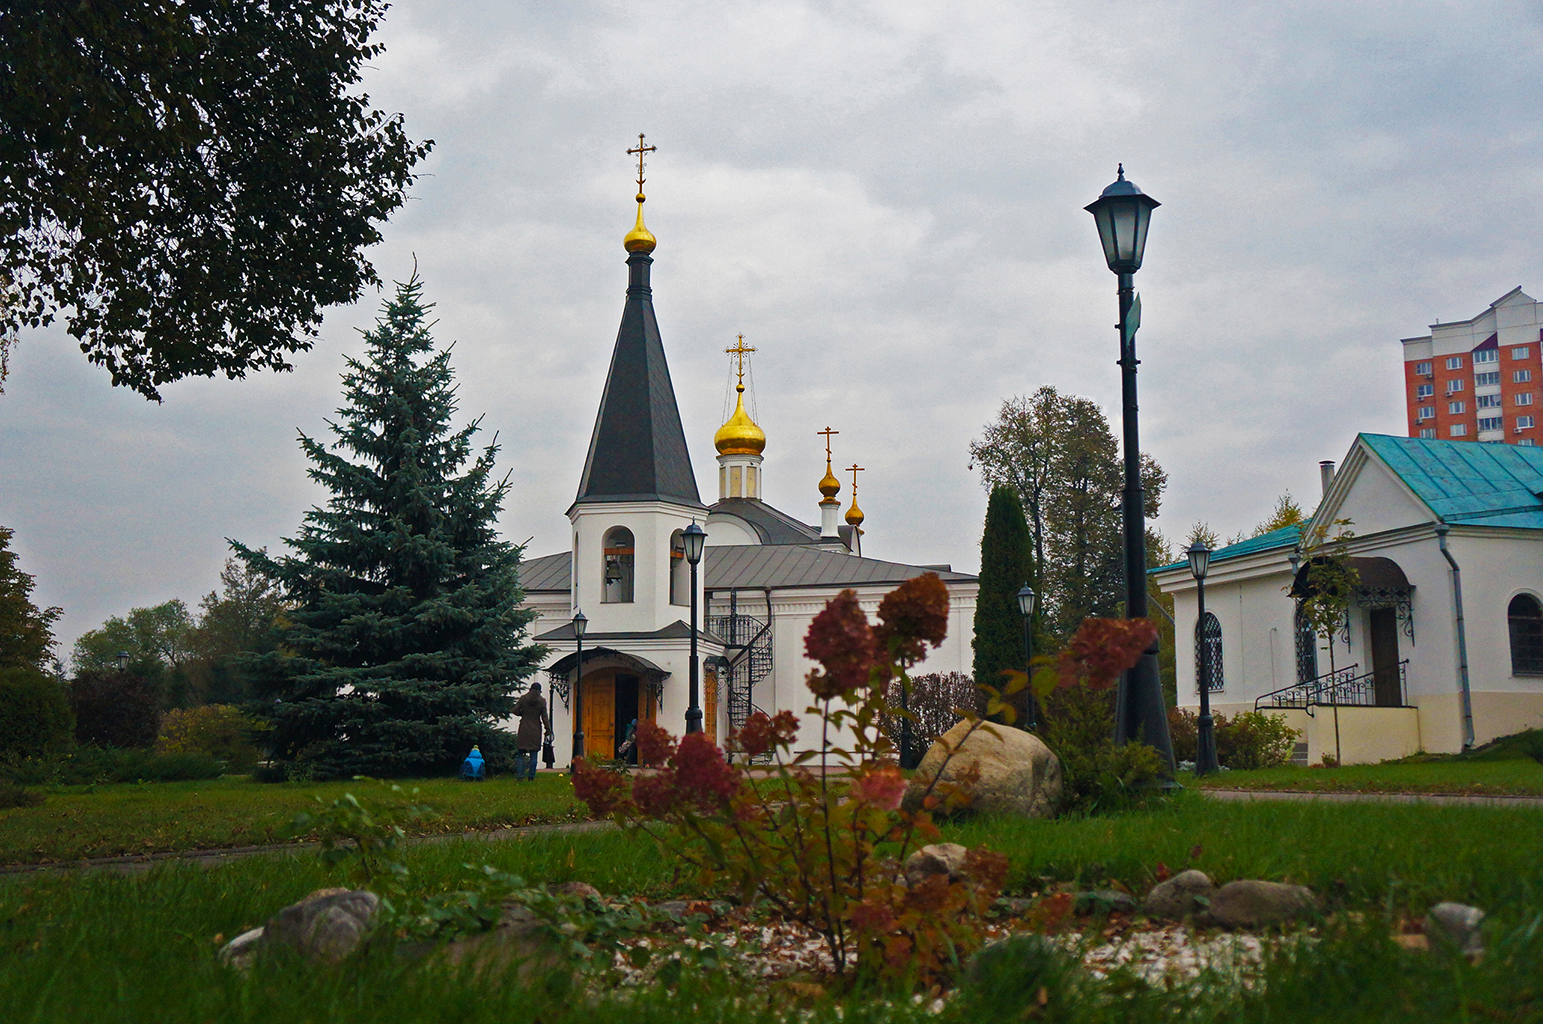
[1402,287,1543,446]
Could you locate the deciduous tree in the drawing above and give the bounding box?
[0,0,432,399]
[0,526,60,670]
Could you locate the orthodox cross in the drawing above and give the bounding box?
[627,134,657,191]
[817,426,839,462]
[847,463,864,494]
[725,334,755,386]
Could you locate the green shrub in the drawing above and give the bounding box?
[0,780,44,808]
[0,664,73,760]
[1219,709,1300,769]
[69,669,162,748]
[156,704,261,768]
[1038,679,1165,813]
[1167,706,1298,770]
[2,746,224,785]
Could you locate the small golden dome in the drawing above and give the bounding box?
[714,385,766,455]
[623,196,656,253]
[845,500,865,527]
[819,460,841,499]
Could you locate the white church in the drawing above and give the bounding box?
[513,184,978,761]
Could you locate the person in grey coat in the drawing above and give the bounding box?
[512,682,552,781]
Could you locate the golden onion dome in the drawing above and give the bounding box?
[818,461,841,499]
[623,194,656,253]
[845,500,865,527]
[714,385,766,455]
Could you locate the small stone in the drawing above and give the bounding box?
[262,889,380,964]
[992,897,1036,917]
[550,881,601,901]
[904,843,970,888]
[1425,902,1485,959]
[440,902,567,982]
[1206,880,1316,929]
[1143,870,1214,920]
[1074,890,1137,916]
[1391,934,1430,952]
[218,926,266,971]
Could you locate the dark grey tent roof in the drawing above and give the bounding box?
[573,250,702,509]
[708,498,824,545]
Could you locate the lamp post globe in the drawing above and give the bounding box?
[114,650,130,673]
[1016,584,1038,730]
[1085,165,1176,775]
[571,610,587,766]
[683,522,707,735]
[1187,542,1220,776]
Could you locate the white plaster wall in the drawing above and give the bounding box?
[702,514,760,546]
[570,500,705,634]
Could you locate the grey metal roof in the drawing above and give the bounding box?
[521,551,570,593]
[521,543,977,595]
[535,620,725,644]
[708,498,823,545]
[574,250,703,509]
[705,544,976,590]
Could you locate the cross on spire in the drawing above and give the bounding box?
[847,463,864,494]
[818,426,839,462]
[725,334,756,386]
[628,134,657,192]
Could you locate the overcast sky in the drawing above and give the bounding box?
[6,0,1543,659]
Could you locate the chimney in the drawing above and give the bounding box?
[1319,460,1336,497]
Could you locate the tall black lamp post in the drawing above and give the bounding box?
[1187,542,1219,776]
[1086,165,1176,771]
[114,650,129,673]
[571,610,588,766]
[1016,584,1038,730]
[683,522,707,734]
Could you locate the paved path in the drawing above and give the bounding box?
[0,819,617,878]
[1202,788,1543,808]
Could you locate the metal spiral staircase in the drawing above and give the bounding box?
[708,593,773,761]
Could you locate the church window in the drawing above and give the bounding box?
[729,465,743,497]
[669,530,689,606]
[1294,603,1318,684]
[1508,594,1543,675]
[603,527,635,603]
[1195,612,1224,693]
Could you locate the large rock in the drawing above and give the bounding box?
[904,843,970,888]
[1143,869,1214,920]
[1206,880,1316,929]
[262,888,380,964]
[901,720,1062,818]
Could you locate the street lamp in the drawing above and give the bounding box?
[571,609,588,766]
[1016,584,1038,730]
[114,651,129,673]
[1187,542,1219,776]
[1086,165,1176,772]
[682,522,707,734]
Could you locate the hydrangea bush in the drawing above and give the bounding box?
[573,574,1010,983]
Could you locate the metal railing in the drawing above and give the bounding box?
[1255,660,1409,710]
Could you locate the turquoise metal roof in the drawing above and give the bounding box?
[1151,524,1298,575]
[1361,433,1543,529]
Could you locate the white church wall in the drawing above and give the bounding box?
[571,500,706,634]
[702,515,760,546]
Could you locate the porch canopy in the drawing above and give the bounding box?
[1290,556,1410,599]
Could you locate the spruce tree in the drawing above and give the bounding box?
[236,275,541,776]
[972,485,1032,722]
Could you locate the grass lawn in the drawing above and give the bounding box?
[0,773,588,865]
[1,792,1541,1021]
[1187,758,1543,795]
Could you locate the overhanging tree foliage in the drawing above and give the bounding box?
[0,0,432,399]
[972,485,1032,721]
[236,275,542,777]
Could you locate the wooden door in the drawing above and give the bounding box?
[583,675,616,759]
[1369,609,1401,706]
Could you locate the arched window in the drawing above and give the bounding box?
[1195,611,1224,693]
[1509,594,1543,675]
[602,527,635,603]
[1294,603,1318,684]
[669,530,689,606]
